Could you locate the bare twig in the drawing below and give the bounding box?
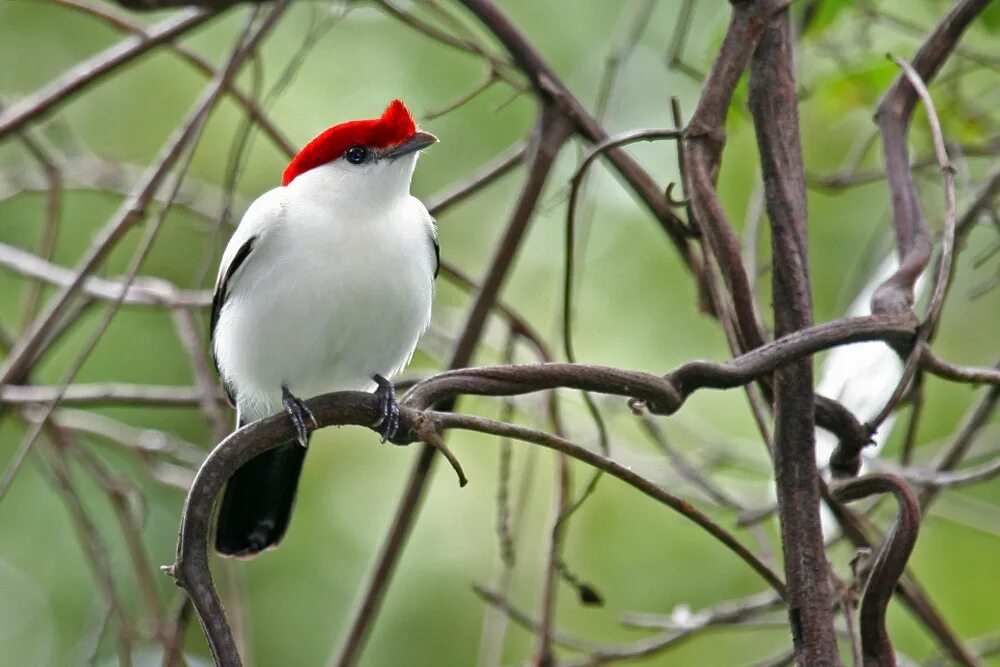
[832,475,921,667]
[868,54,959,431]
[0,9,221,141]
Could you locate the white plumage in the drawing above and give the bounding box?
[213,157,437,423]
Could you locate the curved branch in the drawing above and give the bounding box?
[871,0,991,315]
[169,386,786,666]
[405,313,916,412]
[433,411,786,595]
[563,128,683,360]
[170,307,918,665]
[832,475,921,667]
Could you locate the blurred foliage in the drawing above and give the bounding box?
[0,1,997,665]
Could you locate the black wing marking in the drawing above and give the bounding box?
[430,218,440,279]
[210,235,257,406]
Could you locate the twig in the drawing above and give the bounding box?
[13,130,62,328]
[170,307,230,442]
[868,53,959,431]
[0,9,220,141]
[832,475,921,667]
[0,242,210,308]
[563,128,682,361]
[0,382,222,406]
[425,141,527,215]
[48,0,295,155]
[870,0,991,317]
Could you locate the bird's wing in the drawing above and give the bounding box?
[210,188,286,405]
[429,216,440,279]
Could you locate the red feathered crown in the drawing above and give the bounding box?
[282,100,417,186]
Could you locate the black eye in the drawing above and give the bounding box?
[345,145,369,165]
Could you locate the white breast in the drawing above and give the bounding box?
[213,183,436,423]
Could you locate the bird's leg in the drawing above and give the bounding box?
[371,374,400,443]
[282,385,317,447]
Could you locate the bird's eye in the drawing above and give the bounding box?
[345,145,370,165]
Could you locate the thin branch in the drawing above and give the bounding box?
[832,475,921,667]
[48,0,295,155]
[868,54,959,431]
[0,9,221,141]
[871,0,991,316]
[0,242,209,307]
[0,383,221,406]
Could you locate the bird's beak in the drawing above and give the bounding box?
[384,131,438,160]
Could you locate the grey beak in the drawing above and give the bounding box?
[384,131,438,160]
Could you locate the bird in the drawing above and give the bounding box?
[210,99,439,557]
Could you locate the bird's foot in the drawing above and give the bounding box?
[372,374,400,443]
[282,385,317,447]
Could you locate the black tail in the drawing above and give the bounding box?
[215,440,307,557]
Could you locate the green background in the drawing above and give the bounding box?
[0,1,997,665]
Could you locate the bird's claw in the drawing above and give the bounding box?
[282,385,316,447]
[372,374,400,443]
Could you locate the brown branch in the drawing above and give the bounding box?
[871,0,991,316]
[748,9,838,663]
[457,0,698,273]
[868,54,959,431]
[169,387,787,666]
[0,9,221,141]
[0,382,222,406]
[49,0,295,156]
[404,314,917,417]
[686,0,789,352]
[832,475,921,667]
[820,482,979,666]
[0,241,210,307]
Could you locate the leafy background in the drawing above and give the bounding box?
[0,1,997,665]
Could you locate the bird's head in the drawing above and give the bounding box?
[281,99,436,201]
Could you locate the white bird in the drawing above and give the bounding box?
[210,100,438,557]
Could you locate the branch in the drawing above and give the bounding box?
[168,386,786,666]
[0,242,210,308]
[686,0,789,352]
[457,0,699,274]
[748,9,838,663]
[0,382,221,406]
[50,0,295,156]
[867,54,959,431]
[0,9,221,141]
[109,0,265,8]
[832,475,921,667]
[871,0,992,316]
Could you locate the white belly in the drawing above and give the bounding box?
[213,196,435,422]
